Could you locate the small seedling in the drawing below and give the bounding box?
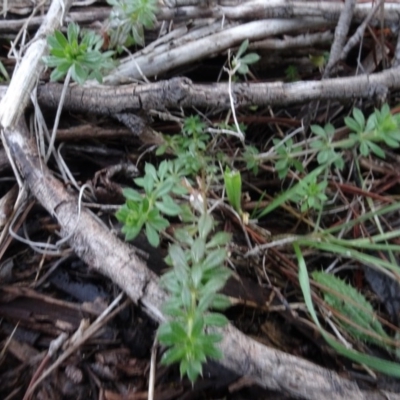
[116,161,185,246]
[310,123,345,170]
[43,22,115,85]
[231,39,260,75]
[107,0,158,48]
[345,105,400,158]
[292,176,328,213]
[158,213,231,382]
[273,137,305,178]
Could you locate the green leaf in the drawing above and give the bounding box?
[71,62,87,85]
[202,248,227,271]
[240,53,260,65]
[367,141,386,158]
[201,332,222,344]
[169,244,189,276]
[210,293,231,310]
[67,22,79,44]
[155,196,181,216]
[236,39,249,59]
[54,29,69,49]
[147,211,169,231]
[191,238,206,263]
[144,163,157,181]
[156,144,167,156]
[352,108,365,129]
[160,271,181,294]
[192,312,205,336]
[359,141,369,156]
[275,158,288,171]
[122,224,141,241]
[191,263,203,287]
[382,135,399,148]
[344,116,362,134]
[200,272,230,296]
[145,222,160,247]
[206,231,231,248]
[50,67,69,82]
[47,34,65,51]
[158,323,185,346]
[162,300,186,317]
[311,125,327,137]
[135,174,154,194]
[317,149,330,165]
[186,360,203,382]
[237,63,249,75]
[204,312,229,327]
[161,346,186,365]
[224,167,242,214]
[258,165,326,218]
[201,341,222,360]
[122,188,142,201]
[198,213,214,239]
[174,228,194,246]
[181,285,191,309]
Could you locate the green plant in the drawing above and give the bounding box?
[224,167,249,224]
[231,39,260,76]
[158,213,231,382]
[292,175,328,212]
[295,242,400,378]
[156,115,212,176]
[224,40,260,141]
[107,0,158,48]
[243,145,260,175]
[309,51,329,72]
[224,167,242,215]
[43,22,115,85]
[116,160,185,246]
[345,105,400,158]
[273,137,305,178]
[312,271,391,350]
[310,124,345,170]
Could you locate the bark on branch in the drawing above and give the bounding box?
[36,67,400,114]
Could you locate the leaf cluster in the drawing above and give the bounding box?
[312,271,392,351]
[345,105,400,158]
[44,23,115,85]
[158,213,231,382]
[232,39,261,75]
[273,137,304,178]
[292,176,328,213]
[107,0,158,48]
[243,145,260,175]
[116,160,186,246]
[310,124,346,170]
[156,115,212,176]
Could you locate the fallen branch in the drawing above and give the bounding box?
[36,66,400,113]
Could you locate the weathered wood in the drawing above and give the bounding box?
[36,66,400,113]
